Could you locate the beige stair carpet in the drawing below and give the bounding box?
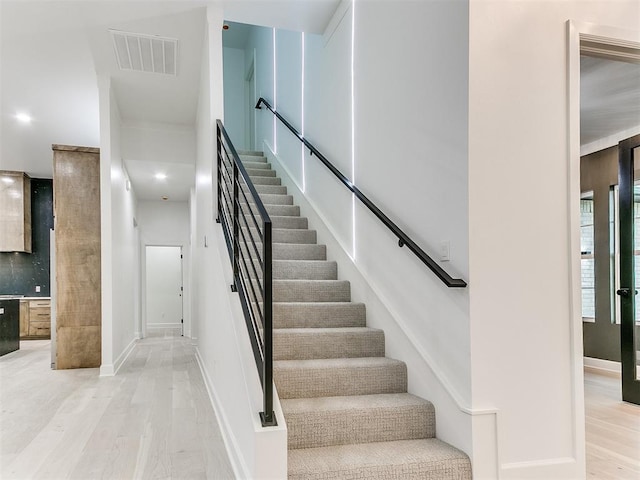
[237,152,472,479]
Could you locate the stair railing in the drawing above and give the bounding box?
[216,120,276,427]
[255,98,467,288]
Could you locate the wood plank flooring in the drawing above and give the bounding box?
[0,329,235,479]
[585,371,640,479]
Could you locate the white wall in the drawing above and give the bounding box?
[468,0,640,478]
[137,200,191,336]
[191,7,287,479]
[248,0,472,460]
[98,76,139,376]
[121,122,196,165]
[223,46,246,149]
[245,25,275,152]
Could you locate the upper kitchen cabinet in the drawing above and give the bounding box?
[0,171,32,253]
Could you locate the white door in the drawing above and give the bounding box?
[145,246,183,331]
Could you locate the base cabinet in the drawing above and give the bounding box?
[19,299,51,339]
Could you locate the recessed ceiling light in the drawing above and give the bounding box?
[161,196,169,201]
[15,112,32,124]
[154,173,167,180]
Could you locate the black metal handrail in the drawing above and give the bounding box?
[255,98,467,288]
[216,120,276,427]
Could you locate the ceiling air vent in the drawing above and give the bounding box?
[110,30,178,76]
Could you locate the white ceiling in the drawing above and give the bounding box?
[581,55,640,145]
[2,0,637,203]
[0,0,340,202]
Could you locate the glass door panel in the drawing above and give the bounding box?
[618,136,640,404]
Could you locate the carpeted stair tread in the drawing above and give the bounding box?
[243,228,316,244]
[287,438,472,480]
[273,302,366,328]
[242,193,293,205]
[273,327,384,360]
[282,393,435,449]
[265,204,300,216]
[241,161,272,170]
[274,357,407,399]
[273,279,351,302]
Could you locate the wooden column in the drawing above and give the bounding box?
[53,145,101,369]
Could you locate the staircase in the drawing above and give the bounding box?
[239,150,472,480]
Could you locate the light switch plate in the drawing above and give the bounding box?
[440,241,450,262]
[0,308,4,315]
[35,285,41,293]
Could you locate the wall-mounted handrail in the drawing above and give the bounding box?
[216,120,277,427]
[255,98,467,288]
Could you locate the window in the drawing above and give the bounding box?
[581,193,595,321]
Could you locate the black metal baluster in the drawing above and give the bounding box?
[232,159,239,292]
[260,218,276,426]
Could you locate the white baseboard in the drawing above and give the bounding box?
[194,348,249,480]
[584,356,621,377]
[100,337,138,377]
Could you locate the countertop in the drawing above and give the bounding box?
[0,296,51,300]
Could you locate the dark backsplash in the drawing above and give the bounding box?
[0,178,53,296]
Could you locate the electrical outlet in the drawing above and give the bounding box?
[35,285,41,293]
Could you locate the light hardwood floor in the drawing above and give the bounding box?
[585,371,640,479]
[0,329,235,479]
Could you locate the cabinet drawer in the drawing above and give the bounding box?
[28,321,50,337]
[29,300,50,308]
[29,308,50,321]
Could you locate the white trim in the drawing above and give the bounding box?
[567,19,640,479]
[584,356,622,376]
[323,0,351,45]
[99,336,137,377]
[146,322,182,329]
[195,347,250,480]
[501,457,578,478]
[581,125,640,157]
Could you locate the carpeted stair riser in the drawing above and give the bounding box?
[275,243,325,260]
[287,439,472,480]
[273,327,384,360]
[243,243,326,261]
[249,176,282,186]
[248,260,338,280]
[242,228,316,244]
[249,215,308,229]
[274,357,407,399]
[282,393,435,449]
[272,280,351,303]
[245,184,288,195]
[238,152,267,160]
[273,302,367,329]
[274,260,337,280]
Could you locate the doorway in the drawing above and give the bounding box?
[569,22,640,404]
[145,246,183,335]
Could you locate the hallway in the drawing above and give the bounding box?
[0,330,234,480]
